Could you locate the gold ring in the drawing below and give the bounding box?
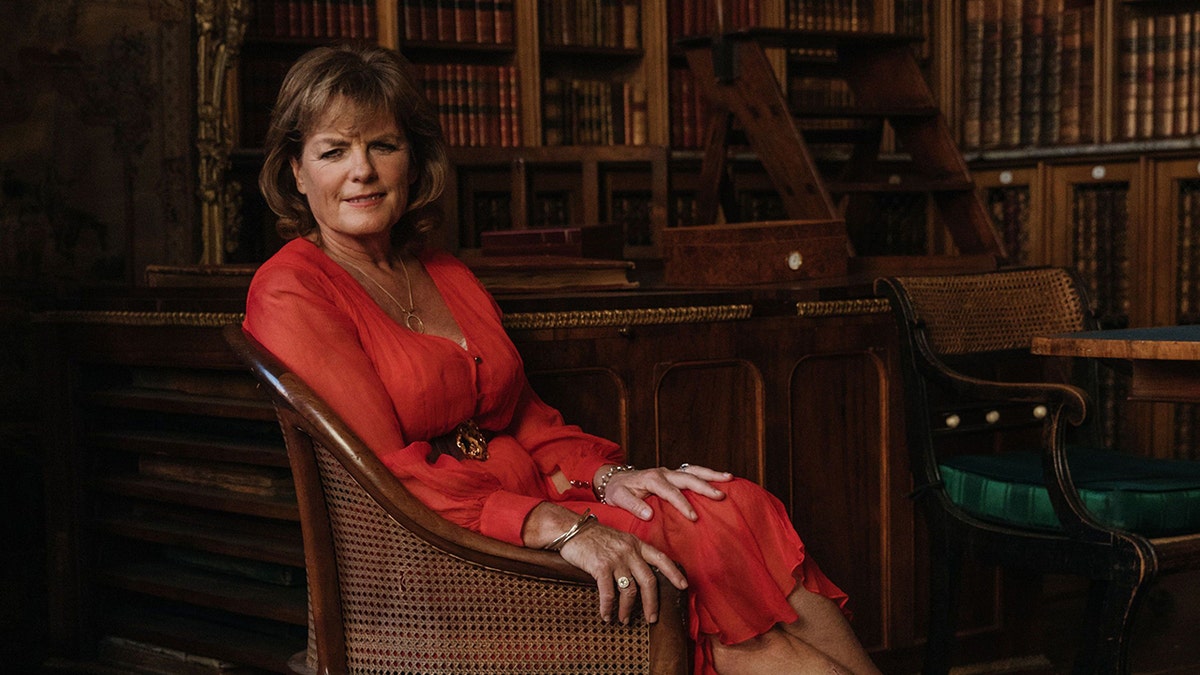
[616,576,632,590]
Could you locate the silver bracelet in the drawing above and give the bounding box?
[544,509,597,552]
[594,464,635,504]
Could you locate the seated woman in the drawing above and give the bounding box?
[243,44,880,675]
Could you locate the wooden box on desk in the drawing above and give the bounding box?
[661,220,848,286]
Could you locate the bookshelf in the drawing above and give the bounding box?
[205,0,965,267]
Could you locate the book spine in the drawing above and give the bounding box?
[1040,0,1063,145]
[476,0,496,43]
[962,0,985,150]
[1193,11,1200,135]
[1118,12,1139,139]
[1138,15,1156,139]
[1079,6,1095,142]
[1176,11,1193,137]
[1154,13,1177,138]
[1000,0,1024,147]
[1018,0,1044,147]
[1059,7,1081,144]
[981,0,1003,149]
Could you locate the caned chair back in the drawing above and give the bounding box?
[223,325,687,675]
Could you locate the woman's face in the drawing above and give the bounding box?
[291,103,415,247]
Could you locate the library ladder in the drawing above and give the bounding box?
[679,28,1006,260]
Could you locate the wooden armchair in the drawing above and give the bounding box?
[876,267,1200,675]
[223,325,688,675]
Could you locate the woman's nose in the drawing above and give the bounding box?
[349,146,376,180]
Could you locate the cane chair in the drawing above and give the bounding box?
[223,325,688,675]
[876,267,1200,675]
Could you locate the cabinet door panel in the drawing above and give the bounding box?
[788,350,888,648]
[526,368,629,449]
[654,359,764,480]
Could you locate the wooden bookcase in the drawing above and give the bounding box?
[206,0,952,265]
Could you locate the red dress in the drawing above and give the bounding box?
[244,238,849,673]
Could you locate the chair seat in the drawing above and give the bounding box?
[941,449,1200,537]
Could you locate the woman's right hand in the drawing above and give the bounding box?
[557,523,687,625]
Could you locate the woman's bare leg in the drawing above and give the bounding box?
[778,587,882,675]
[709,626,847,674]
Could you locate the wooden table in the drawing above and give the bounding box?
[1031,325,1200,404]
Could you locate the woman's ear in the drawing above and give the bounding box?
[290,157,307,195]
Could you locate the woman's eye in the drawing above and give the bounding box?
[318,148,343,160]
[372,142,400,153]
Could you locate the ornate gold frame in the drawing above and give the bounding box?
[195,0,250,264]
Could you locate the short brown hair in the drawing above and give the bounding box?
[258,44,446,247]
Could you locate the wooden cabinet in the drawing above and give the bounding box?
[40,283,1022,673]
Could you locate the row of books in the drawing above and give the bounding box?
[668,67,709,149]
[399,0,515,45]
[1071,184,1131,329]
[668,0,762,40]
[541,77,648,146]
[786,0,874,32]
[984,185,1032,266]
[416,64,521,148]
[249,0,378,40]
[961,0,1096,151]
[1175,181,1200,325]
[1117,11,1200,141]
[539,0,641,49]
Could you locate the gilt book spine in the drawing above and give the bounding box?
[1175,12,1192,137]
[1138,15,1156,139]
[1000,0,1024,147]
[962,0,985,150]
[1154,13,1177,138]
[1040,0,1063,145]
[1059,7,1081,144]
[1018,0,1044,146]
[1118,13,1139,139]
[981,0,1004,149]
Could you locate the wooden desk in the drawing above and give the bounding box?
[1032,325,1200,404]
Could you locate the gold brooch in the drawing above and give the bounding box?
[454,419,489,461]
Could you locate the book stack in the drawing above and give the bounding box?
[541,77,647,146]
[961,0,1096,150]
[539,0,641,50]
[399,0,515,44]
[1116,9,1200,141]
[249,0,378,39]
[468,224,636,292]
[417,64,520,148]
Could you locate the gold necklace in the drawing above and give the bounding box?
[337,253,426,334]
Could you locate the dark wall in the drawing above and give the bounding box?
[0,2,197,667]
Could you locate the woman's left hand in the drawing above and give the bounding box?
[601,464,733,521]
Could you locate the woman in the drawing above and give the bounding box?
[244,44,880,675]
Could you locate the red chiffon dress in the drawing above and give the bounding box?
[244,238,850,674]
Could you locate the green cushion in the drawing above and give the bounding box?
[939,449,1200,537]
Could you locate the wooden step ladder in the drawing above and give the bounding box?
[678,27,1007,261]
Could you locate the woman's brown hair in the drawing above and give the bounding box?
[258,44,446,247]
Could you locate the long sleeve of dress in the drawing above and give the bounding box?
[243,241,623,545]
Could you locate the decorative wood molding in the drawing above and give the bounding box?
[34,310,245,328]
[196,0,250,264]
[502,304,753,330]
[795,298,890,318]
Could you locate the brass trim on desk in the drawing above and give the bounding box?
[795,298,890,318]
[502,304,754,330]
[34,311,246,328]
